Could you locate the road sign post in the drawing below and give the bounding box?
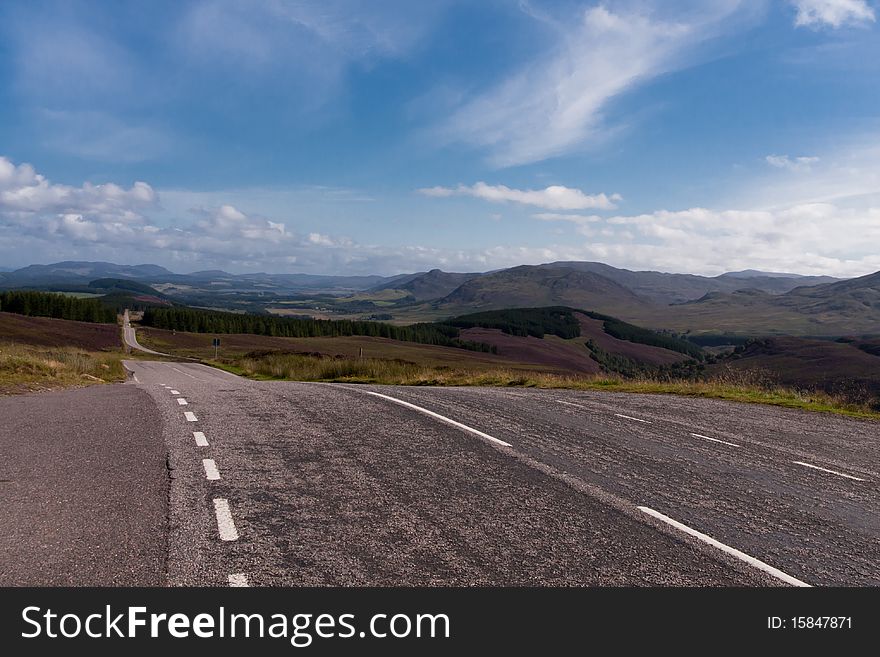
[212,337,220,359]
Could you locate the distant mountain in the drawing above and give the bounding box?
[437,265,650,317]
[540,261,838,304]
[2,261,174,287]
[0,261,407,294]
[719,269,816,280]
[639,270,880,336]
[373,269,482,301]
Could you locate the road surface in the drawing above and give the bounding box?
[0,384,167,585]
[6,359,876,587]
[122,308,169,356]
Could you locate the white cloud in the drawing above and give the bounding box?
[765,154,820,172]
[308,232,335,246]
[790,0,875,28]
[573,202,880,277]
[418,182,621,210]
[440,2,749,167]
[532,212,601,224]
[3,153,878,278]
[191,204,287,241]
[0,156,156,224]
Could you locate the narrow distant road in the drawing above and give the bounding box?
[5,358,878,587]
[122,308,168,356]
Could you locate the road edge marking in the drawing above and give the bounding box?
[637,506,810,587]
[793,460,865,482]
[690,433,740,448]
[363,391,512,447]
[615,413,651,424]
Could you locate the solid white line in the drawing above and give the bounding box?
[691,433,740,448]
[213,498,239,541]
[203,458,221,481]
[176,397,188,405]
[793,461,865,482]
[132,374,140,383]
[637,506,810,587]
[184,411,198,422]
[615,413,651,424]
[169,390,180,395]
[363,391,512,447]
[228,573,249,587]
[193,431,209,447]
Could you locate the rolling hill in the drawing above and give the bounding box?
[436,266,652,317]
[649,270,880,337]
[371,269,482,301]
[537,261,838,304]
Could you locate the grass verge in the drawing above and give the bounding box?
[208,352,880,421]
[0,342,127,395]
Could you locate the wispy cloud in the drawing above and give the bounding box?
[790,0,876,28]
[418,182,621,210]
[439,2,751,167]
[765,154,820,172]
[532,212,601,224]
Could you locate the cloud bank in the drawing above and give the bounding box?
[418,182,621,210]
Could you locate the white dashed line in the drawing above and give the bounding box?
[193,431,209,447]
[556,400,586,409]
[213,499,239,541]
[228,574,250,587]
[184,411,198,422]
[793,461,865,482]
[170,390,180,395]
[615,413,651,424]
[363,391,512,447]
[638,506,810,587]
[176,398,188,405]
[172,366,202,380]
[690,433,740,448]
[203,458,221,481]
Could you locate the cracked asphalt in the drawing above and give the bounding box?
[3,359,878,586]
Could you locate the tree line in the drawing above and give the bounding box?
[449,307,582,339]
[141,306,496,353]
[0,290,117,323]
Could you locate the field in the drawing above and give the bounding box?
[136,326,559,372]
[715,337,880,403]
[0,311,121,350]
[0,311,127,395]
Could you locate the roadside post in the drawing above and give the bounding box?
[212,337,220,359]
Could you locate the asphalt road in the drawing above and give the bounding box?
[122,309,168,356]
[65,359,874,587]
[0,384,167,585]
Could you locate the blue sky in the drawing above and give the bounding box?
[1,0,879,276]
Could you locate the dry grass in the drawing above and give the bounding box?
[0,342,127,395]
[212,352,880,421]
